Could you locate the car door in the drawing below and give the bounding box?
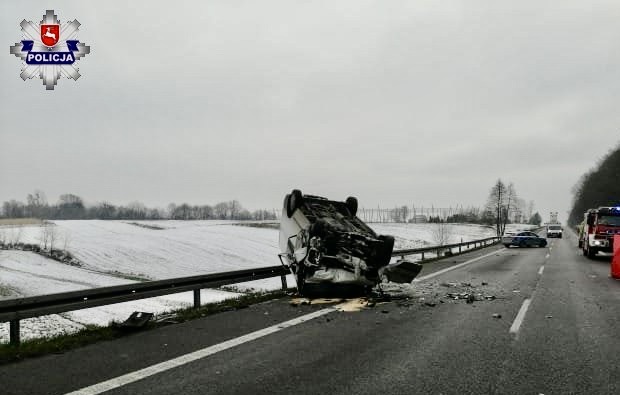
[515,232,528,246]
[526,232,540,246]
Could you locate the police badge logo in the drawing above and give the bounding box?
[9,10,90,90]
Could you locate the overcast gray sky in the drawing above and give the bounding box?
[1,1,619,221]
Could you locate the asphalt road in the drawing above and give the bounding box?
[3,233,620,395]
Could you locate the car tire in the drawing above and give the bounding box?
[503,243,511,248]
[345,196,358,216]
[519,240,527,248]
[345,196,357,217]
[539,240,547,247]
[378,235,395,266]
[587,247,596,259]
[287,189,303,218]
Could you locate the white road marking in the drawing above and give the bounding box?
[538,266,545,275]
[545,253,550,259]
[413,249,502,282]
[64,307,336,395]
[510,299,532,334]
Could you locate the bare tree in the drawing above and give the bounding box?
[431,221,453,257]
[48,225,57,251]
[431,221,453,247]
[485,179,519,237]
[9,227,23,247]
[63,229,72,251]
[26,190,48,218]
[40,224,49,250]
[527,200,535,221]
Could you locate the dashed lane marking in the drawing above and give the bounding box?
[545,253,550,259]
[538,266,545,275]
[510,298,532,335]
[64,307,337,395]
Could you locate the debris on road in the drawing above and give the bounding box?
[120,311,154,329]
[290,297,346,307]
[546,315,553,319]
[492,313,502,319]
[445,291,497,303]
[424,302,437,307]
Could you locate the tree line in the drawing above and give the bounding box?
[358,180,540,234]
[569,143,620,226]
[0,191,277,221]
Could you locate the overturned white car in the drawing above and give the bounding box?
[278,190,422,295]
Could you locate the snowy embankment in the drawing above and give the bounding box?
[0,220,532,342]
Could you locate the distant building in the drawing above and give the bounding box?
[409,215,428,223]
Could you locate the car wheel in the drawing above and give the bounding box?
[539,240,547,247]
[287,189,303,218]
[378,235,395,266]
[518,240,527,248]
[345,196,358,216]
[503,243,511,248]
[587,247,596,259]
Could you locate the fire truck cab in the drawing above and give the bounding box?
[581,206,620,258]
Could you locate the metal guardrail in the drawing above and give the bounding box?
[1,230,534,346]
[392,237,502,260]
[0,265,288,345]
[391,226,546,260]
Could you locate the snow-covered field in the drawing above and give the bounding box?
[0,220,533,343]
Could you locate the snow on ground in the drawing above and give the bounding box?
[0,250,243,343]
[371,223,495,250]
[0,220,535,343]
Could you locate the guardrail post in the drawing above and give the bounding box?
[10,319,20,346]
[421,252,425,260]
[459,238,462,253]
[280,274,287,290]
[193,289,201,308]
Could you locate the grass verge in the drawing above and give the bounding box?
[0,290,287,365]
[0,218,43,226]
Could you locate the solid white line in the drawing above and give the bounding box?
[538,266,544,275]
[64,307,336,395]
[413,249,502,282]
[509,299,531,334]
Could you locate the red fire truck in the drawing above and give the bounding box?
[581,207,620,258]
